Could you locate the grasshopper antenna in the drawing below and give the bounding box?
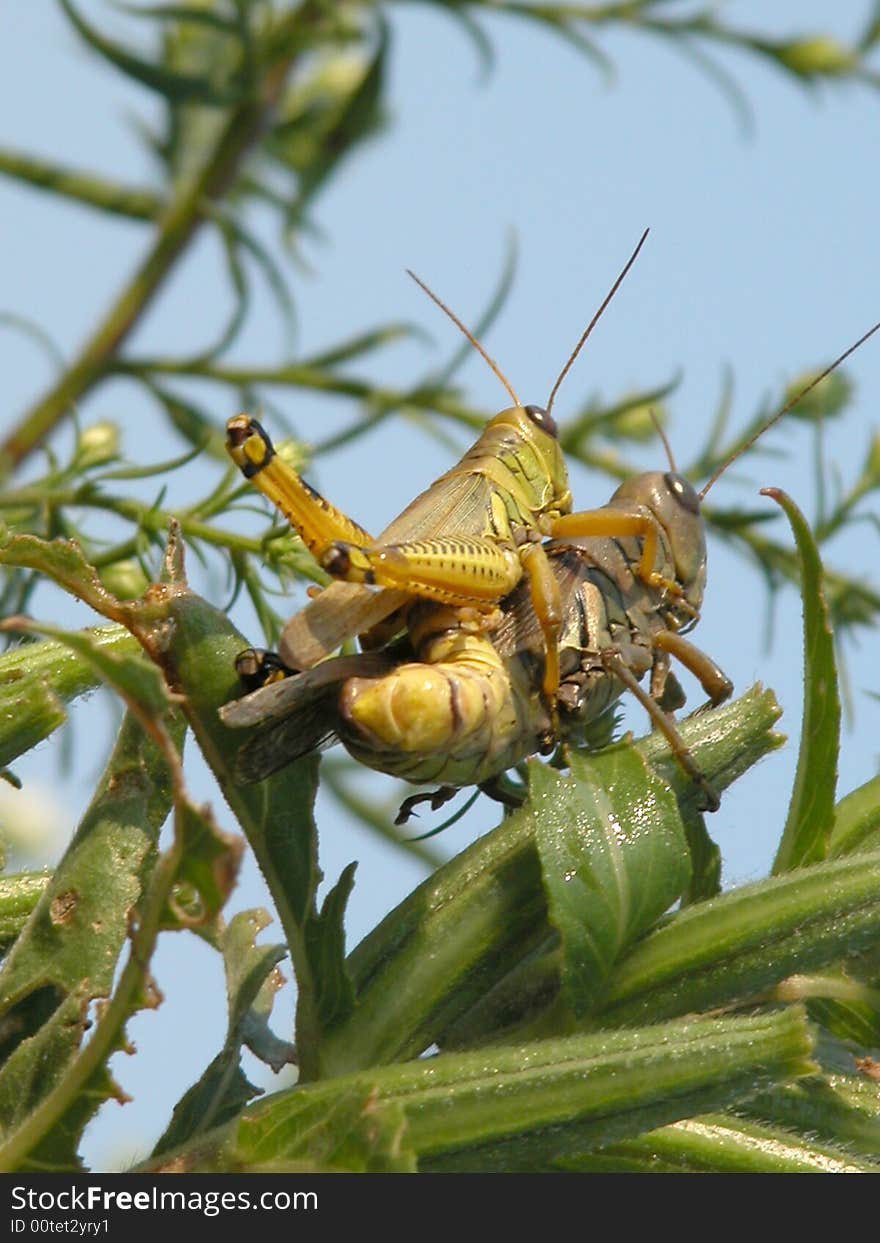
[651,408,678,473]
[406,269,522,408]
[545,227,650,416]
[698,318,880,501]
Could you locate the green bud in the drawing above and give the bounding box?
[783,370,852,422]
[274,438,309,472]
[612,401,669,444]
[75,421,120,470]
[777,36,856,77]
[99,558,150,601]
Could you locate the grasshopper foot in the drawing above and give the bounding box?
[395,785,459,826]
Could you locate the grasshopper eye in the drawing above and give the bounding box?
[665,472,700,515]
[525,405,558,438]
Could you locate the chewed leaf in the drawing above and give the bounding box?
[164,800,243,929]
[0,529,123,621]
[153,909,290,1158]
[3,617,177,723]
[0,711,182,1169]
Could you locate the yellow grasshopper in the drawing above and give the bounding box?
[221,319,880,820]
[219,530,725,819]
[225,231,676,711]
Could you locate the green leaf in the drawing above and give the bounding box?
[830,773,880,857]
[111,3,241,35]
[319,687,785,1076]
[269,25,388,213]
[4,618,176,724]
[154,583,329,1076]
[233,1088,414,1173]
[763,488,840,872]
[808,994,880,1049]
[142,381,227,458]
[0,873,50,947]
[748,1069,880,1159]
[0,676,66,771]
[532,749,689,1018]
[0,528,125,621]
[163,800,244,930]
[193,1008,816,1174]
[560,1112,878,1173]
[0,149,160,220]
[680,805,722,904]
[0,711,182,1170]
[593,850,880,1029]
[306,864,357,1033]
[59,0,243,105]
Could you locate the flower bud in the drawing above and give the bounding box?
[783,371,852,422]
[76,421,120,470]
[777,36,855,77]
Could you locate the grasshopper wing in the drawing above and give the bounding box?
[277,583,411,670]
[377,465,495,544]
[220,650,396,782]
[493,540,599,661]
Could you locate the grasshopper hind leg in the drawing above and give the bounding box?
[234,647,296,691]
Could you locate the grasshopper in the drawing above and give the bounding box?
[219,536,693,819]
[221,318,880,819]
[226,231,667,711]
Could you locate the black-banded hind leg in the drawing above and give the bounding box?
[234,647,296,692]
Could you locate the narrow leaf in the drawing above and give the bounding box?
[748,1070,880,1159]
[204,1008,815,1174]
[561,1113,877,1174]
[59,0,242,104]
[764,488,840,872]
[0,149,160,220]
[306,863,357,1033]
[153,909,288,1157]
[594,850,880,1029]
[830,773,880,857]
[680,806,722,904]
[0,873,51,947]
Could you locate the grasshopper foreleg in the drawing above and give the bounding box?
[653,631,733,709]
[395,785,459,826]
[602,648,720,812]
[550,508,694,610]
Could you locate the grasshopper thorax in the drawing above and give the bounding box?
[611,470,707,615]
[477,405,572,516]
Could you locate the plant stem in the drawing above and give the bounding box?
[0,9,315,478]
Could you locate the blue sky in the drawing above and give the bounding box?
[1,2,879,1168]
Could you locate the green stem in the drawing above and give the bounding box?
[0,484,322,577]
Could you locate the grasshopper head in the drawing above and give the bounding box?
[611,470,707,613]
[487,405,572,515]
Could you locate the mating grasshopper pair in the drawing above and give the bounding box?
[220,234,879,819]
